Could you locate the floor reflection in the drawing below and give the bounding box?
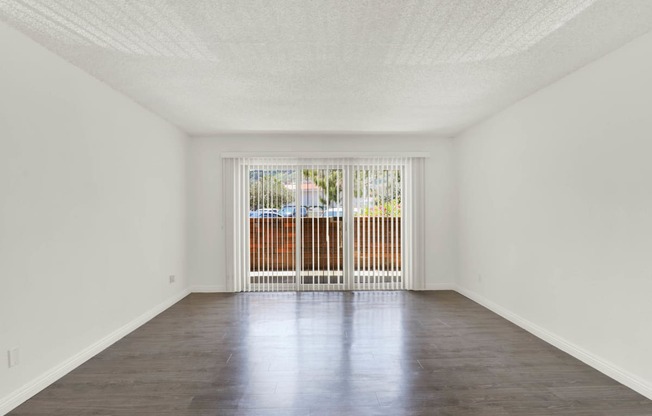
[11,291,652,416]
[233,291,414,409]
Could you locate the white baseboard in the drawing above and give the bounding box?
[0,288,191,416]
[190,285,228,293]
[455,285,652,400]
[424,282,457,291]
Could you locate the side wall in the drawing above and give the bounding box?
[456,30,652,398]
[0,23,188,412]
[188,135,456,292]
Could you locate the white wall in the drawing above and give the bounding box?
[0,22,188,411]
[188,135,456,291]
[456,30,652,398]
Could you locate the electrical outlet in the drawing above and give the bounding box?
[8,348,19,368]
[169,275,175,284]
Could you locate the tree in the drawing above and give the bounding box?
[302,169,342,206]
[352,169,402,217]
[301,168,402,215]
[249,176,293,210]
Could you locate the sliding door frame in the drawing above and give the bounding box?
[224,154,427,292]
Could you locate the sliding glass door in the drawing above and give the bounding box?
[248,163,298,290]
[299,165,344,290]
[352,164,403,290]
[229,157,411,292]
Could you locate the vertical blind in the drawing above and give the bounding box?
[223,156,425,292]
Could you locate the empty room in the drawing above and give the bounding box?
[1,0,652,415]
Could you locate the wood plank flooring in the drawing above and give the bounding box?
[9,291,652,415]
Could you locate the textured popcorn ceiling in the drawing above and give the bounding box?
[2,0,652,135]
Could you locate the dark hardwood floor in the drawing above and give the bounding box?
[9,291,652,415]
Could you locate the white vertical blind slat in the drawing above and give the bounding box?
[275,158,279,291]
[236,159,242,292]
[403,158,412,287]
[382,158,387,290]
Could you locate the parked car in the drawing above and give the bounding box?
[325,207,343,218]
[307,206,325,217]
[249,208,281,218]
[279,204,308,217]
[259,212,282,218]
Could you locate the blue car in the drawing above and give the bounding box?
[249,209,281,218]
[279,204,308,217]
[325,207,343,218]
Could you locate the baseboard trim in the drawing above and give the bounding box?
[190,285,228,293]
[0,288,191,416]
[455,286,652,400]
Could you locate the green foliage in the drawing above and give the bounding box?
[358,199,401,217]
[353,169,402,219]
[302,169,342,206]
[249,175,293,209]
[247,167,403,217]
[301,168,402,208]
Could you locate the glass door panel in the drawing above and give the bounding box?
[248,165,298,290]
[353,165,402,290]
[299,166,344,290]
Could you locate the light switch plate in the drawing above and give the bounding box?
[8,348,20,368]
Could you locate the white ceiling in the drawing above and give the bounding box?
[2,0,652,136]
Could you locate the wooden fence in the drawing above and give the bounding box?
[249,218,401,271]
